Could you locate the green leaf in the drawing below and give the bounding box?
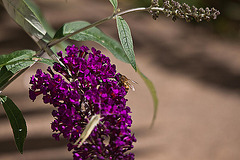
[54,21,130,64]
[2,0,51,43]
[15,0,68,51]
[0,66,14,89]
[0,96,27,154]
[109,0,118,11]
[33,57,56,66]
[0,54,54,89]
[2,0,66,54]
[137,67,158,127]
[0,50,36,74]
[116,16,136,71]
[23,0,54,38]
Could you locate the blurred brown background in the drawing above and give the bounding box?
[0,0,240,159]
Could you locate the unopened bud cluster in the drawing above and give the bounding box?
[150,0,160,20]
[162,0,220,22]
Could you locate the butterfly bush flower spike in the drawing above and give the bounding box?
[162,0,220,22]
[149,0,220,22]
[29,45,136,160]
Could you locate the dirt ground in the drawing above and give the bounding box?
[1,0,240,160]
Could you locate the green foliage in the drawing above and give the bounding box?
[35,57,56,66]
[0,96,27,154]
[0,50,36,73]
[0,0,222,157]
[116,16,136,71]
[108,0,118,11]
[2,0,51,43]
[54,21,130,64]
[137,67,158,127]
[0,50,55,89]
[0,66,14,89]
[22,0,55,38]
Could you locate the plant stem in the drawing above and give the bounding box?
[0,6,164,93]
[48,16,113,48]
[48,7,164,47]
[116,7,149,16]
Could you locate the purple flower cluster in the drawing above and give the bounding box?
[29,45,136,159]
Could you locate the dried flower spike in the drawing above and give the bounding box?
[162,0,220,22]
[150,0,160,20]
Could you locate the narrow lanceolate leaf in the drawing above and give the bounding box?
[0,50,36,74]
[137,67,158,127]
[54,21,130,64]
[109,0,118,11]
[0,66,14,89]
[0,96,27,154]
[22,0,55,38]
[0,50,55,89]
[20,0,68,52]
[116,16,136,71]
[34,57,56,66]
[2,0,50,43]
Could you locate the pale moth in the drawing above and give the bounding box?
[74,114,101,147]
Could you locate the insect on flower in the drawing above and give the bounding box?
[74,114,101,148]
[118,74,137,92]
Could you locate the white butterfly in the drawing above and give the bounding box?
[74,114,101,147]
